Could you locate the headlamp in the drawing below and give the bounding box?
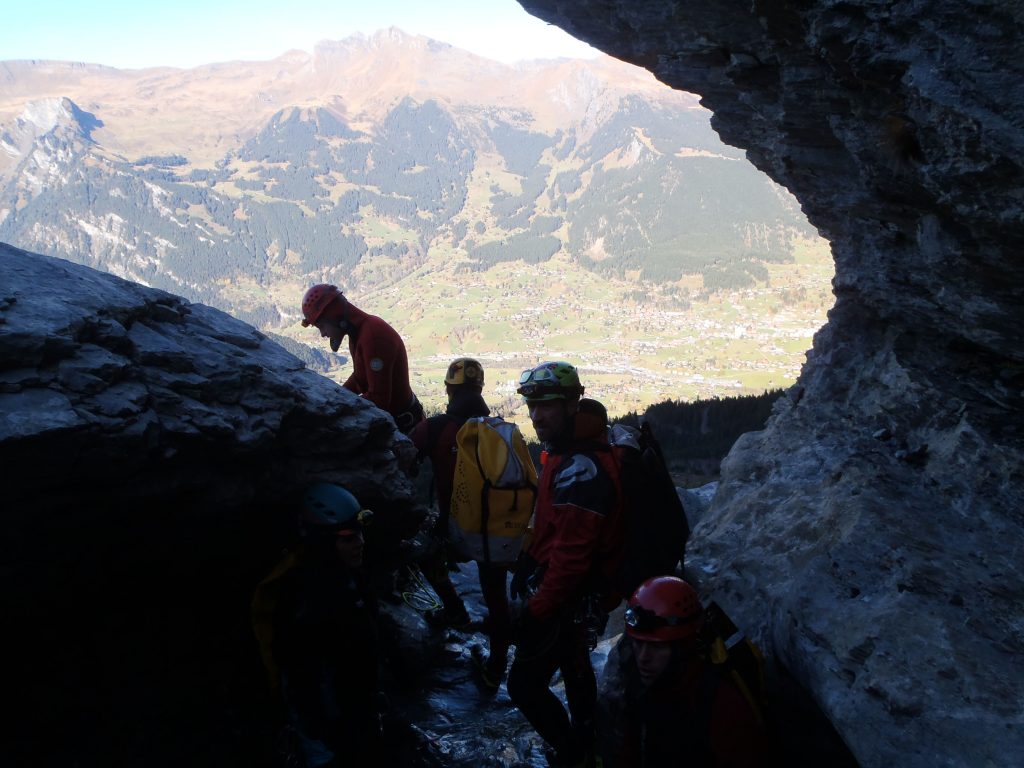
[332,508,374,538]
[624,605,700,632]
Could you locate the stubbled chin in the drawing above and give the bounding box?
[330,336,343,353]
[638,670,659,687]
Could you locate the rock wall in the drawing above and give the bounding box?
[0,243,416,763]
[518,1,1024,766]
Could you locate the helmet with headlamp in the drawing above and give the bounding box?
[624,576,704,642]
[301,482,374,534]
[516,361,584,402]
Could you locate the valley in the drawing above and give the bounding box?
[306,236,833,420]
[0,30,836,421]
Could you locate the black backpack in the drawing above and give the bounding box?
[609,420,691,598]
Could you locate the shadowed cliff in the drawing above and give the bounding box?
[1,242,417,764]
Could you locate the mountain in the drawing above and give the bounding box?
[0,29,832,413]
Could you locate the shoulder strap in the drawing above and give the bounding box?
[425,414,455,457]
[468,418,496,564]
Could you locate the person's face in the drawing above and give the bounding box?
[314,318,347,353]
[527,398,573,443]
[633,639,673,686]
[334,528,364,569]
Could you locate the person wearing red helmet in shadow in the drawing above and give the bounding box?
[301,283,424,433]
[619,576,767,768]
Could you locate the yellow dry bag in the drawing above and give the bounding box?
[449,416,537,565]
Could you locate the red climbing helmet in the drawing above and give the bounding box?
[301,284,343,327]
[624,576,704,642]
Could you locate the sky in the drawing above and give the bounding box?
[0,0,600,69]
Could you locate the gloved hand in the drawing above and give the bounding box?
[510,552,539,600]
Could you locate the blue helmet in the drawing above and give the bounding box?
[301,483,362,530]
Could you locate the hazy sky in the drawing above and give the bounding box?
[0,0,600,69]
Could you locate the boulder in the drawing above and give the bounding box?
[1,242,417,764]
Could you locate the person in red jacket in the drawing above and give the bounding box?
[301,283,423,433]
[508,361,625,768]
[620,576,767,768]
[409,358,514,691]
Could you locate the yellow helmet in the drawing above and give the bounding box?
[445,357,485,388]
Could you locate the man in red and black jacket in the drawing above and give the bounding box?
[301,283,423,433]
[508,361,625,768]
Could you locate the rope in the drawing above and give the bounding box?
[400,564,444,612]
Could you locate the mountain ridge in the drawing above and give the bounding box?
[0,28,832,414]
[0,28,692,164]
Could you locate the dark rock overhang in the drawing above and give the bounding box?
[516,2,1024,766]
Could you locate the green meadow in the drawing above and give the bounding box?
[284,236,834,424]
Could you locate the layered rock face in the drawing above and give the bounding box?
[518,1,1023,766]
[1,243,414,762]
[1,243,411,508]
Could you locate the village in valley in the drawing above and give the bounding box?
[321,236,835,422]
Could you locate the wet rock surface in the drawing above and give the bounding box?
[518,1,1024,766]
[392,564,615,768]
[400,558,853,768]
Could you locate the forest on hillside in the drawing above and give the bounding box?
[516,390,786,487]
[0,94,812,330]
[617,389,786,485]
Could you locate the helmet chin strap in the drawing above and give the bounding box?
[329,296,352,352]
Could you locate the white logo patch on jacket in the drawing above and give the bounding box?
[553,455,598,490]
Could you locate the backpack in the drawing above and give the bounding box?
[449,416,538,566]
[608,420,690,598]
[250,549,299,696]
[701,601,769,727]
[419,413,457,512]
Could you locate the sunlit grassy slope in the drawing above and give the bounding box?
[280,235,833,426]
